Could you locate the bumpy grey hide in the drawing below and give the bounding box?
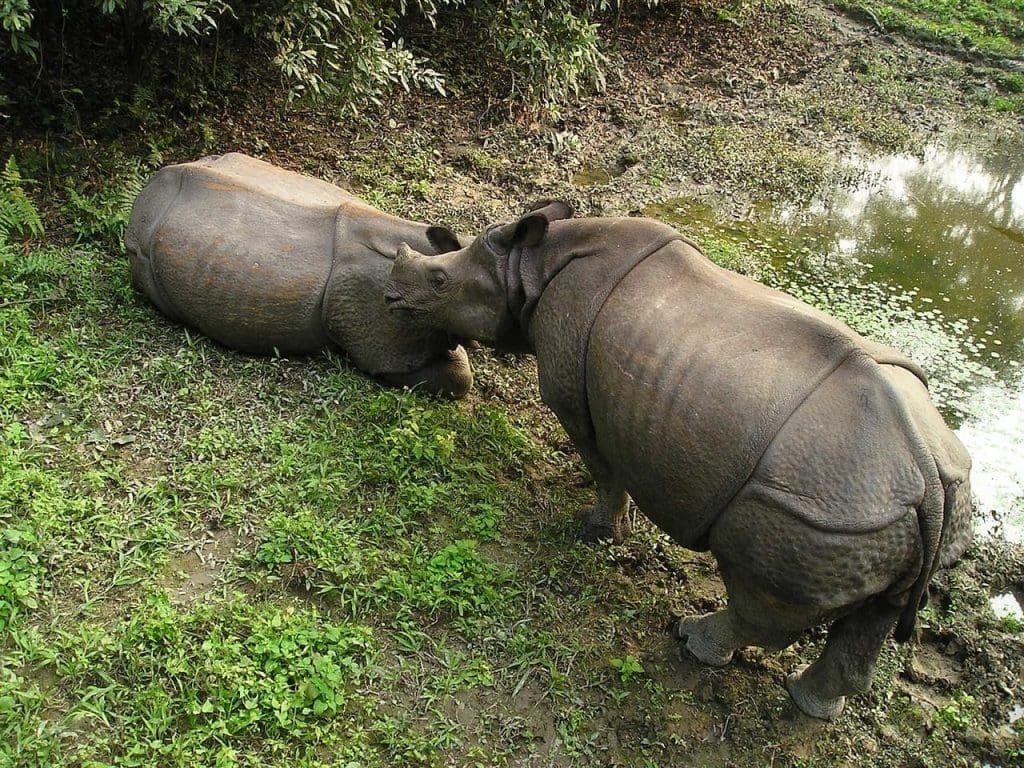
[385,204,975,719]
[125,153,471,397]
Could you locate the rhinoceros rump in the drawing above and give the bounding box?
[125,153,472,397]
[385,201,974,719]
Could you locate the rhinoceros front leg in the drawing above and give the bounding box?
[379,348,473,399]
[574,439,632,544]
[580,485,632,544]
[676,606,799,667]
[785,598,901,720]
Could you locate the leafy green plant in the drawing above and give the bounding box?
[609,654,644,685]
[0,0,38,59]
[466,502,504,540]
[0,156,43,247]
[249,507,383,611]
[63,158,146,247]
[376,539,511,624]
[243,0,447,110]
[2,1,454,114]
[999,614,1024,633]
[2,0,724,119]
[0,525,42,632]
[934,691,979,732]
[493,1,608,113]
[56,593,376,761]
[384,406,456,472]
[0,659,59,768]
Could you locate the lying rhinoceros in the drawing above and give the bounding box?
[125,152,472,397]
[384,201,974,719]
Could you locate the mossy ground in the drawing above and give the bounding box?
[2,2,1023,766]
[836,0,1024,62]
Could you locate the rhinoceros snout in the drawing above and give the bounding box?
[383,287,411,314]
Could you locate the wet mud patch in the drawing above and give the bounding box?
[908,640,965,688]
[571,159,628,187]
[161,528,243,605]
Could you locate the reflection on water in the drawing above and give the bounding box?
[957,383,1024,542]
[777,143,1024,373]
[989,592,1023,623]
[646,139,1024,543]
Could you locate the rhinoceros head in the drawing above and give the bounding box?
[385,200,573,347]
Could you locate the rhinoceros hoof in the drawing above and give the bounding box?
[676,615,734,667]
[578,507,632,545]
[785,666,846,721]
[580,521,616,544]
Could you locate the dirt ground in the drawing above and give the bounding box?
[5,1,1024,766]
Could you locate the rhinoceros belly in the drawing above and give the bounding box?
[585,240,904,548]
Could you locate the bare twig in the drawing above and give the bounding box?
[0,295,59,309]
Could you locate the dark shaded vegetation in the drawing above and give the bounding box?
[1,0,766,122]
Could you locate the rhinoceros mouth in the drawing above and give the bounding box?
[383,291,426,316]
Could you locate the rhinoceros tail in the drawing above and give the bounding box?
[893,431,947,643]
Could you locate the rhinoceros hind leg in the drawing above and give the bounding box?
[677,607,799,667]
[785,598,901,720]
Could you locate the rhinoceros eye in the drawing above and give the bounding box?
[429,269,449,291]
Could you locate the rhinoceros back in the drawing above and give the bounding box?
[525,217,685,444]
[127,153,352,354]
[580,238,937,548]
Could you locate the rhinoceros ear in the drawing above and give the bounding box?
[524,199,574,222]
[426,226,462,254]
[492,212,549,252]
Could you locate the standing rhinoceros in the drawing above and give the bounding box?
[384,201,974,719]
[125,152,472,397]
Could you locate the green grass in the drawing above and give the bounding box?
[45,594,377,764]
[837,0,1024,60]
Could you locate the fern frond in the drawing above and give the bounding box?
[1,156,22,187]
[116,161,146,224]
[63,157,146,247]
[16,250,65,278]
[0,156,44,241]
